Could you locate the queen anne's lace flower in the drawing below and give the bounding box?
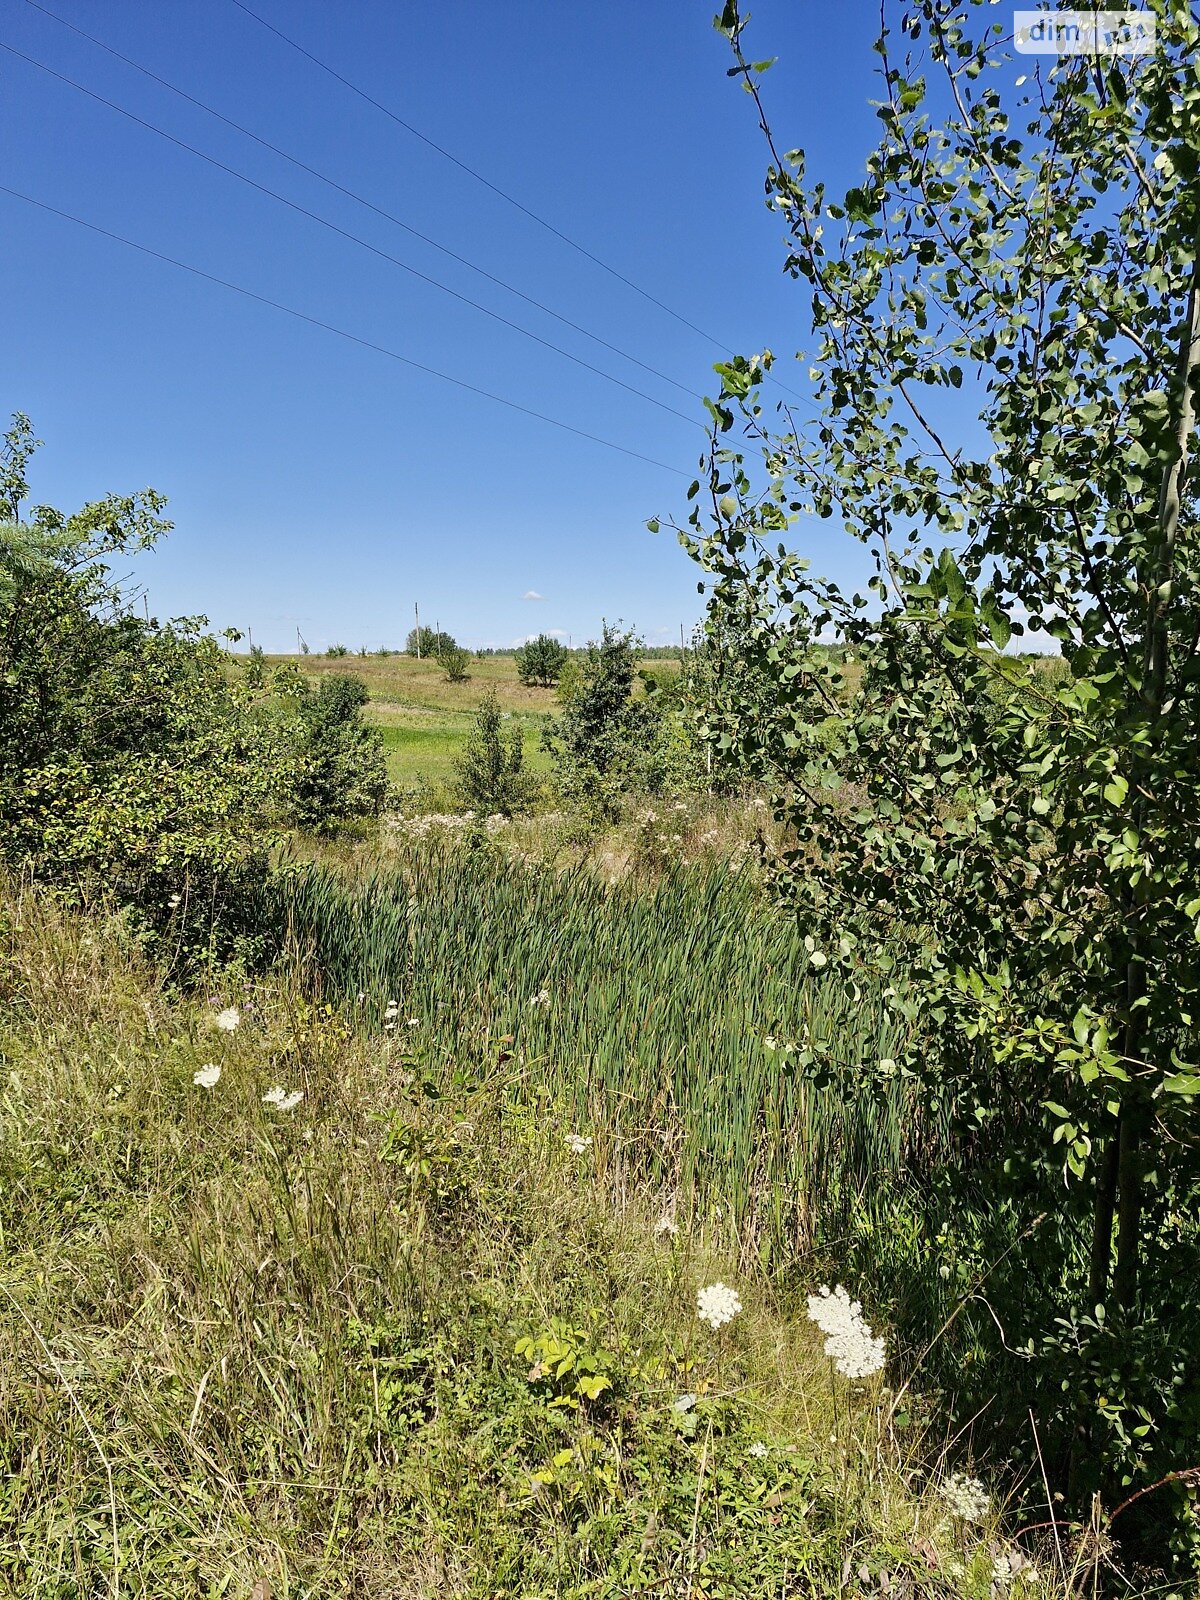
[941,1471,990,1523]
[193,1063,220,1089]
[747,1441,769,1458]
[214,1006,240,1032]
[564,1133,591,1155]
[697,1282,742,1330]
[262,1085,303,1112]
[806,1284,887,1378]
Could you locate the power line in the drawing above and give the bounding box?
[0,184,691,477]
[227,0,815,410]
[0,40,704,432]
[22,0,703,406]
[228,0,730,348]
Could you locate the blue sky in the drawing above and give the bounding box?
[3,0,887,652]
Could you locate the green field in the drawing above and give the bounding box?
[263,652,673,792]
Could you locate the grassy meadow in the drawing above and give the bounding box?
[262,653,566,792]
[0,878,1055,1600]
[260,652,693,795]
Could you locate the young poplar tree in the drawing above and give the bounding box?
[673,0,1200,1529]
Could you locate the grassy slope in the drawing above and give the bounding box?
[261,654,681,793]
[0,883,1051,1600]
[263,654,562,791]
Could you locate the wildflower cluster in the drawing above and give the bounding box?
[213,1006,240,1032]
[564,1132,591,1156]
[696,1282,742,1330]
[941,1471,990,1524]
[385,810,508,839]
[193,1063,220,1089]
[805,1284,886,1378]
[263,1085,303,1113]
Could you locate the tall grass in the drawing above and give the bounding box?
[0,880,1048,1599]
[273,847,936,1274]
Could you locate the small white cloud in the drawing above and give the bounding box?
[521,590,546,601]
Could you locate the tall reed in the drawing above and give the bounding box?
[273,847,934,1271]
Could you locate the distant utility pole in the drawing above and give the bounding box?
[414,602,421,657]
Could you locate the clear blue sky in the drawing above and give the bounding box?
[3,0,885,652]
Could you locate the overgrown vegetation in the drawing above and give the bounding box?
[0,880,1064,1599]
[4,1,1200,1589]
[0,415,387,963]
[667,0,1200,1567]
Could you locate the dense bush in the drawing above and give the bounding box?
[0,415,387,958]
[515,632,568,687]
[279,672,389,833]
[544,624,665,817]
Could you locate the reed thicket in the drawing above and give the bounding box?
[274,848,938,1276]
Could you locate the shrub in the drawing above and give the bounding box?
[454,691,535,815]
[544,623,662,816]
[439,645,471,682]
[284,673,389,832]
[515,633,568,687]
[406,625,457,658]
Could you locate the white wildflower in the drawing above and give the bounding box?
[530,988,551,1009]
[941,1471,990,1524]
[214,1006,240,1032]
[654,1213,679,1238]
[747,1441,769,1458]
[407,1017,420,1027]
[564,1132,591,1156]
[697,1282,742,1330]
[192,1063,220,1089]
[805,1283,887,1378]
[262,1085,303,1112]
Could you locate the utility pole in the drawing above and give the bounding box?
[414,602,421,658]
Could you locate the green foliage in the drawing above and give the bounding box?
[272,851,922,1268]
[0,886,1042,1600]
[0,416,278,962]
[514,1317,620,1409]
[406,624,458,658]
[439,644,471,682]
[683,0,1200,1557]
[243,643,266,687]
[454,690,536,815]
[283,672,389,832]
[515,632,568,687]
[545,623,663,816]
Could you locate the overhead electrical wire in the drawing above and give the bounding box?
[226,0,815,410]
[0,184,691,477]
[228,0,730,348]
[21,0,703,406]
[0,39,704,431]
